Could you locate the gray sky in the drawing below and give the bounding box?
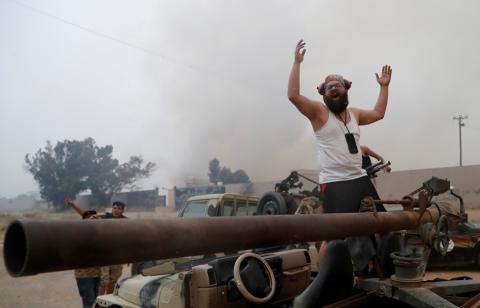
[1,0,479,198]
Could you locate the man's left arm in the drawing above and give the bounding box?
[65,197,86,217]
[354,65,392,125]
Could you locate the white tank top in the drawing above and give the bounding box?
[315,109,366,183]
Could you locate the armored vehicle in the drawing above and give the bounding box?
[4,177,480,307]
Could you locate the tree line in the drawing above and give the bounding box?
[208,158,250,184]
[25,138,251,212]
[25,138,155,211]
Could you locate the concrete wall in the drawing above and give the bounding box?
[375,165,480,208]
[226,165,480,208]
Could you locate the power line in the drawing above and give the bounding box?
[7,0,277,95]
[452,114,468,166]
[9,0,168,58]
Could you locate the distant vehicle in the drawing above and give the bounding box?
[256,171,322,215]
[178,193,259,218]
[130,194,259,276]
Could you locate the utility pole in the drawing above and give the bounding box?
[452,115,468,166]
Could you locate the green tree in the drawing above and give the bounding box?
[231,169,250,183]
[25,138,156,211]
[208,158,221,184]
[25,139,94,210]
[207,159,250,184]
[88,155,156,206]
[219,166,233,184]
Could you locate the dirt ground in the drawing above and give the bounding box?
[1,209,480,307]
[0,210,174,307]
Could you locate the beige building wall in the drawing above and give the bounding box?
[166,189,175,209]
[375,165,480,208]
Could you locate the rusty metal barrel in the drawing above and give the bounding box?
[3,209,440,277]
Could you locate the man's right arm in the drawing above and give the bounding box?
[287,40,322,122]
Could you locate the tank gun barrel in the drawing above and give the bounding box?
[4,209,440,277]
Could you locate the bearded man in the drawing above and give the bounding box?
[287,40,392,274]
[288,39,391,214]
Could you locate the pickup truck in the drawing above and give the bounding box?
[129,194,259,276]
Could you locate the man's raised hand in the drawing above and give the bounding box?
[294,40,306,64]
[65,197,74,207]
[375,65,392,86]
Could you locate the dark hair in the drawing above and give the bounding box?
[82,210,97,219]
[112,201,126,210]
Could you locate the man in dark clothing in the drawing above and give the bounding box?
[97,201,127,294]
[100,201,127,219]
